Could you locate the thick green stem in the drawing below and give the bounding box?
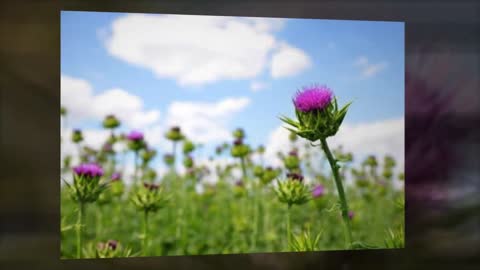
[134,150,139,184]
[143,210,149,255]
[76,202,85,259]
[320,138,353,249]
[240,157,247,180]
[286,204,292,250]
[250,182,258,251]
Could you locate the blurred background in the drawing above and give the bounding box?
[1,0,479,269]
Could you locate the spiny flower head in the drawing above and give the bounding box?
[280,84,351,141]
[293,84,333,112]
[126,130,144,141]
[73,163,104,178]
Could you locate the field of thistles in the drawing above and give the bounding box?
[60,86,404,259]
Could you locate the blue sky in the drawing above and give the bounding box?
[61,11,404,177]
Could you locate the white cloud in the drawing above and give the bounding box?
[61,74,160,129]
[164,97,251,143]
[250,81,269,92]
[264,118,405,170]
[270,43,312,78]
[353,56,388,78]
[104,14,289,86]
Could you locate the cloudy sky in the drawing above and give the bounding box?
[61,11,404,181]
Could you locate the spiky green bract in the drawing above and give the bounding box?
[274,179,310,207]
[131,184,169,213]
[290,227,322,252]
[64,174,108,204]
[279,97,352,141]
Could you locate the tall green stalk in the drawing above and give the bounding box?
[286,204,292,250]
[143,210,149,255]
[320,138,353,248]
[76,202,85,259]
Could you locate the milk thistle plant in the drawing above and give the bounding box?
[64,163,107,258]
[274,172,310,249]
[165,126,185,170]
[280,84,354,249]
[126,130,145,184]
[131,182,169,255]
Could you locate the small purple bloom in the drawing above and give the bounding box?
[293,84,333,112]
[348,211,355,220]
[107,240,118,250]
[111,172,121,181]
[126,130,144,141]
[73,163,104,178]
[233,138,243,146]
[235,180,244,187]
[312,184,325,198]
[287,172,304,182]
[288,149,298,157]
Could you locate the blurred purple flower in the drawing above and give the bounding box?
[348,211,355,220]
[126,130,144,141]
[111,172,121,181]
[293,84,333,112]
[312,184,325,198]
[73,163,104,178]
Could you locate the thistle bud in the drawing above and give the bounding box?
[131,182,168,213]
[71,129,84,143]
[274,177,310,207]
[183,155,194,169]
[261,166,280,185]
[232,128,245,140]
[253,165,264,178]
[102,114,121,129]
[165,126,184,141]
[141,148,157,163]
[163,154,175,166]
[182,140,195,154]
[230,139,250,158]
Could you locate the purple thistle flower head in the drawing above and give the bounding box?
[235,179,244,187]
[107,240,118,250]
[143,182,159,191]
[287,172,304,182]
[233,138,243,146]
[288,149,298,157]
[111,172,121,181]
[312,184,325,198]
[73,163,104,178]
[293,84,333,112]
[348,211,355,220]
[126,130,144,141]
